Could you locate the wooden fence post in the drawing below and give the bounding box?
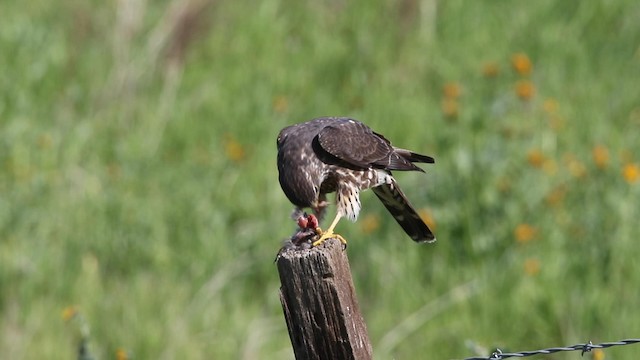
[276,238,373,360]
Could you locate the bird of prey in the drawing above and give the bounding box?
[277,117,436,246]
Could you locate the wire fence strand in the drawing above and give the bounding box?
[463,338,640,360]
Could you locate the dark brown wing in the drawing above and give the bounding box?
[372,178,436,242]
[316,119,424,171]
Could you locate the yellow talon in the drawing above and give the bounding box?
[312,227,347,247]
[311,213,347,247]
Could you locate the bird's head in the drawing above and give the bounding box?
[277,123,321,208]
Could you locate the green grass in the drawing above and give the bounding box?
[2,0,640,359]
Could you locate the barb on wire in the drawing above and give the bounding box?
[463,338,640,360]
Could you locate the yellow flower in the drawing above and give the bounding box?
[623,163,640,184]
[515,223,537,244]
[224,135,245,163]
[563,154,587,178]
[527,149,545,168]
[592,145,609,169]
[568,159,587,178]
[523,258,540,276]
[273,95,288,114]
[482,62,499,78]
[116,349,129,360]
[61,306,78,321]
[443,82,462,99]
[418,208,436,232]
[359,214,380,235]
[592,348,605,360]
[511,52,533,76]
[515,80,535,100]
[441,98,459,119]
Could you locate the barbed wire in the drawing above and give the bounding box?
[463,338,640,359]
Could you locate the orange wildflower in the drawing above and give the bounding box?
[359,214,380,235]
[567,158,587,178]
[545,185,566,207]
[482,62,499,78]
[523,258,540,276]
[562,153,581,176]
[592,348,605,360]
[224,135,245,163]
[61,306,78,321]
[443,82,462,99]
[511,52,533,76]
[116,349,129,360]
[527,149,545,168]
[515,80,535,100]
[623,163,640,183]
[515,223,537,244]
[592,145,609,169]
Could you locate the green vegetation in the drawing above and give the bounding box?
[2,1,640,358]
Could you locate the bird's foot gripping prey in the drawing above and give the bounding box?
[277,117,436,250]
[311,212,348,247]
[279,212,346,250]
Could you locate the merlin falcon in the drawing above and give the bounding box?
[277,117,436,245]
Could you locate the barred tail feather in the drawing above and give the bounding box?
[372,179,436,243]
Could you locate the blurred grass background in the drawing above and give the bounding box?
[2,0,640,359]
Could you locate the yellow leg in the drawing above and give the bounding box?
[312,213,347,247]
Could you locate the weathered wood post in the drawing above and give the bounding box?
[276,238,373,360]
